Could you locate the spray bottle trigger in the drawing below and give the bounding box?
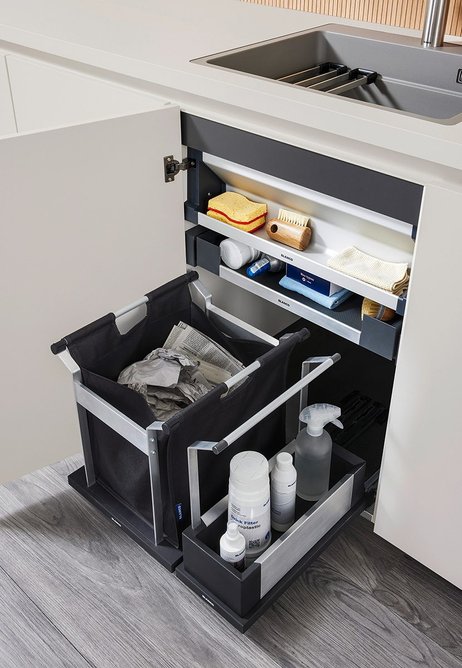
[331,419,343,430]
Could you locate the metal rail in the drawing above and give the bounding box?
[187,354,341,530]
[277,60,378,95]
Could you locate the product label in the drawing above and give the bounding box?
[220,546,245,571]
[271,482,296,528]
[229,497,271,553]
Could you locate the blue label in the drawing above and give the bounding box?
[175,503,183,521]
[286,265,331,295]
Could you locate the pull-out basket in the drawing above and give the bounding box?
[52,271,309,570]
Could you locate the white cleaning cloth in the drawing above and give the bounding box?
[327,247,409,294]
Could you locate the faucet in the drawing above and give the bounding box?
[421,0,451,47]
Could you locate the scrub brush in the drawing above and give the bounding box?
[361,298,396,322]
[266,208,312,251]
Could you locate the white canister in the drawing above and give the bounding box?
[228,451,271,563]
[220,238,260,270]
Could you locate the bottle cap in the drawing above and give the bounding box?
[227,522,239,537]
[220,239,259,270]
[299,403,343,437]
[226,522,244,546]
[230,451,269,493]
[275,452,293,471]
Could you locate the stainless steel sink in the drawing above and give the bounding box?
[193,25,462,124]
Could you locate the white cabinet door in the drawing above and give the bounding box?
[0,53,16,136]
[374,183,462,590]
[0,106,185,483]
[6,55,161,133]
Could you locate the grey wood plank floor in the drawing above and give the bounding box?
[0,455,460,668]
[0,565,90,668]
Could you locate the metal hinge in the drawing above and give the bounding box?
[164,155,196,182]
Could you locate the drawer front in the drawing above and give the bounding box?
[257,467,359,597]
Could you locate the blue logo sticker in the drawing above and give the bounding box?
[175,503,183,521]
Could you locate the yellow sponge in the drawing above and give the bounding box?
[207,192,267,233]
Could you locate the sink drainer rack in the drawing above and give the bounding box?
[277,62,378,95]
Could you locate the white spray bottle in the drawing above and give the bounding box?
[295,404,343,501]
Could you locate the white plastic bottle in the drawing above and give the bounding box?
[271,452,297,532]
[295,404,343,501]
[219,522,246,571]
[228,451,271,564]
[220,238,260,270]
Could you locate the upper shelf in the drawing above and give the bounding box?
[193,151,414,311]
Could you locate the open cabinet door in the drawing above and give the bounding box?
[0,105,185,483]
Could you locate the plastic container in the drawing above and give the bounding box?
[219,522,246,571]
[220,238,260,270]
[295,404,343,501]
[271,452,297,532]
[246,256,284,278]
[228,451,271,563]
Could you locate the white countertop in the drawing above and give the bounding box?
[1,0,461,173]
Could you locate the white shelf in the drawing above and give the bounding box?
[219,265,363,345]
[198,212,402,310]
[204,153,415,238]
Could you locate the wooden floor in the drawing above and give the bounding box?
[0,456,461,668]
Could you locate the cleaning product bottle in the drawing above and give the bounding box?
[246,255,284,278]
[271,452,297,532]
[295,404,343,501]
[228,451,271,564]
[219,522,246,571]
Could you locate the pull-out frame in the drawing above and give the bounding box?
[57,278,279,571]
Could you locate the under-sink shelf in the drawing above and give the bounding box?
[197,211,406,312]
[186,226,402,360]
[221,265,364,343]
[219,265,402,360]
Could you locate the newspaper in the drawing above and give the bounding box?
[163,321,244,385]
[117,323,245,420]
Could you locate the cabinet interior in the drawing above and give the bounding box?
[185,139,401,535]
[285,321,395,489]
[186,149,416,361]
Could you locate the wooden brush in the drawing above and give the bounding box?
[361,298,396,322]
[265,208,312,251]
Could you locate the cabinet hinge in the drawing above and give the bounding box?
[164,155,196,182]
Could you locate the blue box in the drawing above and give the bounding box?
[286,265,342,296]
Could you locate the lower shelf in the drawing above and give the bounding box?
[187,226,402,361]
[221,264,365,345]
[222,265,402,360]
[68,467,183,572]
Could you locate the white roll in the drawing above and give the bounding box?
[220,238,260,270]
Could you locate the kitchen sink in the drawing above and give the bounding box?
[193,24,462,124]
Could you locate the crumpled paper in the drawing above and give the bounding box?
[118,348,213,421]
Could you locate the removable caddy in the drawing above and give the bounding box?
[177,356,369,631]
